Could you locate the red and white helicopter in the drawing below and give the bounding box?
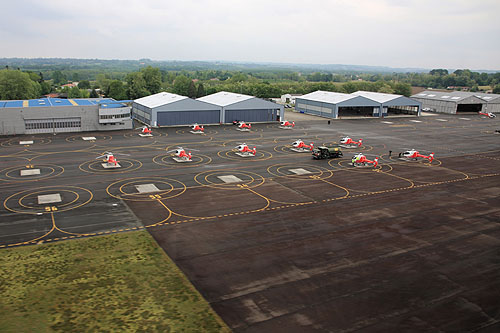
[189,123,205,134]
[234,143,256,157]
[136,125,153,137]
[96,152,129,168]
[290,139,314,152]
[398,149,434,162]
[236,121,252,131]
[340,136,363,148]
[279,120,295,129]
[167,147,197,162]
[478,111,496,119]
[351,153,378,167]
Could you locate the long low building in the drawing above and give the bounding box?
[0,98,131,135]
[295,91,421,118]
[132,91,283,126]
[411,91,500,114]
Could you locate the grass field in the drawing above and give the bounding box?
[0,231,229,332]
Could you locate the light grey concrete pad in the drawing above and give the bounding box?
[20,169,41,176]
[218,175,243,183]
[135,184,160,193]
[289,168,312,175]
[38,193,62,205]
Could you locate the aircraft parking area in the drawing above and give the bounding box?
[1,114,500,331]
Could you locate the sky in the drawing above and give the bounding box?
[1,0,500,70]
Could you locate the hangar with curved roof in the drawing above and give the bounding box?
[295,91,421,118]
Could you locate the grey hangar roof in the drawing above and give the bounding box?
[132,91,284,126]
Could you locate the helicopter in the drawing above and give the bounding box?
[234,143,256,157]
[398,149,434,162]
[339,136,363,148]
[167,147,197,162]
[351,153,378,167]
[96,152,129,168]
[478,111,496,119]
[236,121,252,131]
[190,124,205,134]
[136,125,153,137]
[291,139,314,152]
[279,120,295,129]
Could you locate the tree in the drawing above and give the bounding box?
[52,70,65,85]
[196,82,206,97]
[107,80,127,100]
[126,72,149,99]
[377,84,395,94]
[78,80,91,89]
[172,75,191,96]
[0,69,40,99]
[493,85,500,94]
[40,81,52,95]
[68,86,82,98]
[188,80,197,98]
[141,66,162,94]
[90,89,99,98]
[430,69,448,76]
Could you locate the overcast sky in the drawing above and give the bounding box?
[1,0,499,70]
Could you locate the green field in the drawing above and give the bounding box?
[0,231,229,332]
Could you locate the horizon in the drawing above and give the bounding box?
[1,57,499,73]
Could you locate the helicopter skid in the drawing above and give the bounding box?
[102,163,121,169]
[189,130,204,134]
[279,126,293,130]
[237,128,250,132]
[352,163,372,168]
[139,133,153,137]
[235,152,255,157]
[290,148,310,153]
[173,157,192,163]
[340,144,359,149]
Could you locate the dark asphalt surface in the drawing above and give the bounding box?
[1,113,500,331]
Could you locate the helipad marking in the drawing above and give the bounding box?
[459,118,471,120]
[436,119,448,122]
[289,168,312,175]
[409,120,422,123]
[218,175,243,183]
[82,136,96,141]
[381,121,393,124]
[20,169,41,176]
[19,141,33,145]
[38,194,62,205]
[135,184,160,193]
[101,163,121,169]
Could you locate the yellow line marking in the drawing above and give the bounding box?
[68,99,78,106]
[23,100,29,107]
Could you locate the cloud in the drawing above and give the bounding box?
[1,0,499,69]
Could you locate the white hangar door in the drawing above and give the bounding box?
[24,117,82,134]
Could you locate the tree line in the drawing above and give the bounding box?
[1,65,499,101]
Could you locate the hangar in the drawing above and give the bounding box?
[411,91,500,114]
[295,91,421,118]
[0,98,131,135]
[197,91,284,123]
[132,92,222,127]
[351,91,421,117]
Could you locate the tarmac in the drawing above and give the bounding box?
[1,113,500,331]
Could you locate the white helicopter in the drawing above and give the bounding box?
[234,143,256,157]
[339,136,363,148]
[279,120,295,129]
[398,149,434,162]
[166,147,198,162]
[136,125,153,137]
[189,124,205,134]
[236,121,252,132]
[290,139,314,152]
[351,153,379,167]
[96,152,130,168]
